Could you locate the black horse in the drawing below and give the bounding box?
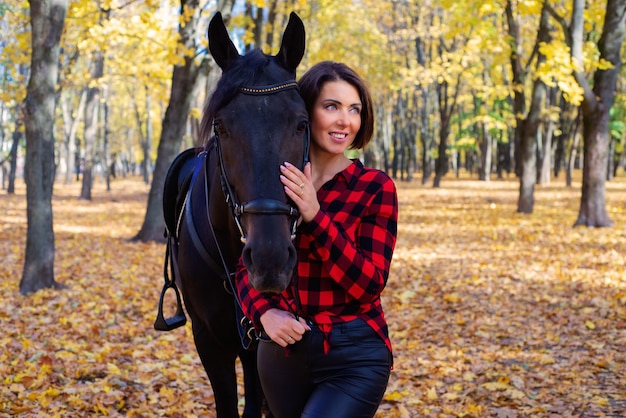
[156,11,308,418]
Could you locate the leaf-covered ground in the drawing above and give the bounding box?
[1,174,625,417]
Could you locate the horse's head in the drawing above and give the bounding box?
[202,12,308,293]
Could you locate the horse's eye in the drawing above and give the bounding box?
[213,121,228,137]
[296,120,308,133]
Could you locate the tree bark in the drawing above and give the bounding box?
[538,116,554,185]
[7,115,22,194]
[478,123,492,181]
[517,2,551,213]
[80,52,104,200]
[415,36,433,184]
[505,0,526,178]
[517,78,543,213]
[61,89,87,184]
[433,73,460,188]
[570,0,626,226]
[20,0,68,294]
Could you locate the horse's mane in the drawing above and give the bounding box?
[201,49,281,146]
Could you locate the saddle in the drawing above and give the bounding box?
[154,147,199,332]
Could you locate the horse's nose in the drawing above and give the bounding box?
[241,238,297,293]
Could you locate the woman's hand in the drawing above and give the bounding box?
[260,308,310,347]
[280,162,320,222]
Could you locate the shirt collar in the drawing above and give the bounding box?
[338,159,364,186]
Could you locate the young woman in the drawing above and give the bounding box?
[236,61,398,418]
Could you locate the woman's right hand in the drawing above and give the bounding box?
[260,308,310,347]
[280,162,319,222]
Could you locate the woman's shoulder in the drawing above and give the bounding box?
[351,160,396,188]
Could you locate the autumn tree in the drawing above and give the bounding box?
[516,3,553,213]
[1,3,30,195]
[20,0,68,294]
[569,0,625,226]
[133,0,234,242]
[540,0,625,225]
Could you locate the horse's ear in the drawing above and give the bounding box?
[208,12,240,71]
[276,12,305,74]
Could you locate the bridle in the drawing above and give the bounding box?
[212,81,310,244]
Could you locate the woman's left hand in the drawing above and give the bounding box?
[280,162,319,222]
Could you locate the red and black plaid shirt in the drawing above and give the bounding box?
[236,159,398,353]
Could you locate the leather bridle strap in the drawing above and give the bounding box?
[212,80,310,244]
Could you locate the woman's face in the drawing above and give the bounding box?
[310,80,362,156]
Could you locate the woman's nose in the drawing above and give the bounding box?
[336,109,349,126]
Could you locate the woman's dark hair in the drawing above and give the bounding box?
[297,61,374,150]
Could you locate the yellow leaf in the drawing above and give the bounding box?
[443,293,461,303]
[451,383,464,392]
[385,391,404,401]
[42,387,61,398]
[585,320,596,330]
[463,371,477,381]
[107,363,122,375]
[505,388,526,399]
[426,387,438,400]
[443,391,460,400]
[593,396,609,406]
[9,383,25,393]
[481,381,509,391]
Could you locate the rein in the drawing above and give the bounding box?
[213,80,310,244]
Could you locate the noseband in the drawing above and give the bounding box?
[212,81,310,244]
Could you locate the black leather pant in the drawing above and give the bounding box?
[257,318,392,418]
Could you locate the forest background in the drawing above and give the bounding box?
[1,0,625,416]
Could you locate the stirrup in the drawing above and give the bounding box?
[154,279,187,331]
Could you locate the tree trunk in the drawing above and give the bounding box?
[566,130,580,187]
[517,82,541,213]
[20,0,68,295]
[433,72,460,188]
[505,0,526,178]
[478,123,492,181]
[517,2,551,213]
[415,36,433,184]
[62,89,87,184]
[553,131,565,179]
[496,140,511,179]
[518,76,548,212]
[103,87,111,191]
[576,108,613,226]
[538,87,556,185]
[80,52,104,200]
[7,116,22,194]
[420,89,433,184]
[265,0,278,50]
[538,118,554,185]
[433,105,450,188]
[142,91,152,185]
[570,0,626,226]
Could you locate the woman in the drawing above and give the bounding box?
[236,61,398,418]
